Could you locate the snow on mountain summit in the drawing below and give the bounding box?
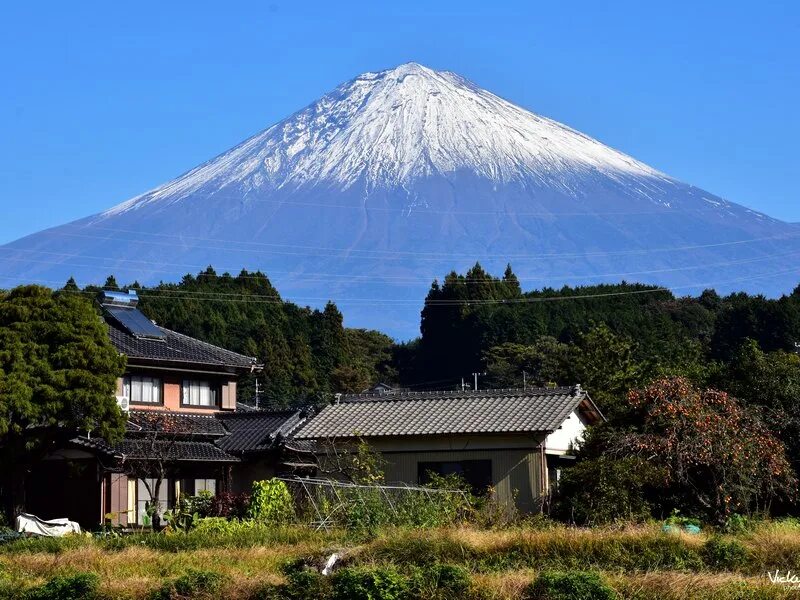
[105,62,669,215]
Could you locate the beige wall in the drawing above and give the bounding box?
[379,446,544,513]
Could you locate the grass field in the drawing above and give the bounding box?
[2,522,800,599]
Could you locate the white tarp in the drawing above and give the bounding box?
[15,513,81,537]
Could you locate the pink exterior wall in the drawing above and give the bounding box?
[119,373,237,413]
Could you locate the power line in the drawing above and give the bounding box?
[96,187,749,217]
[18,265,800,306]
[25,222,800,261]
[3,242,800,286]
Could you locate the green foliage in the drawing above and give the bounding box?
[163,492,214,532]
[410,563,471,599]
[0,285,126,515]
[148,569,226,600]
[250,479,295,525]
[703,536,750,570]
[570,325,645,417]
[266,561,333,600]
[555,455,660,524]
[484,338,571,388]
[331,566,410,600]
[721,340,800,476]
[25,572,99,600]
[526,571,618,600]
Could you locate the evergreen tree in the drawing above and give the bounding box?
[0,286,126,518]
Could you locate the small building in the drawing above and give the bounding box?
[292,386,603,512]
[24,290,306,528]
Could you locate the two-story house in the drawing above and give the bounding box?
[25,290,304,528]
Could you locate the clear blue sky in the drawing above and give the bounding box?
[1,0,798,244]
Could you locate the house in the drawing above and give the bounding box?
[292,386,603,512]
[25,290,306,528]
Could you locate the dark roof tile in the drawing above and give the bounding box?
[294,387,598,439]
[104,311,259,371]
[116,439,239,462]
[216,411,304,454]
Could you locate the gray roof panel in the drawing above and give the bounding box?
[294,387,592,439]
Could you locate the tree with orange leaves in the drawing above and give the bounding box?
[620,377,795,523]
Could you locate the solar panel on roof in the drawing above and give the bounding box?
[105,306,166,340]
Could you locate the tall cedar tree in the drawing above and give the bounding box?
[0,286,126,517]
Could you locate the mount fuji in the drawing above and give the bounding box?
[2,62,799,338]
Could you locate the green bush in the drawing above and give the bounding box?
[703,536,749,570]
[26,573,99,600]
[270,561,333,600]
[332,566,409,600]
[148,569,226,600]
[554,457,659,525]
[526,571,617,600]
[250,479,296,525]
[411,563,471,599]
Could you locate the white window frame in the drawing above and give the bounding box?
[181,379,219,407]
[123,375,162,405]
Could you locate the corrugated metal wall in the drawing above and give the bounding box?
[381,448,543,512]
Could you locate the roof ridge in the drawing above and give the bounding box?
[340,386,578,402]
[157,326,260,364]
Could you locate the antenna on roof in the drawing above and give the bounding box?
[471,372,486,391]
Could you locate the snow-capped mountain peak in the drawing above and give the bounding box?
[105,62,669,216]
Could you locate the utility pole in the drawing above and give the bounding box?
[254,378,261,410]
[461,377,466,391]
[523,370,527,391]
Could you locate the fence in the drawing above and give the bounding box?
[276,476,472,531]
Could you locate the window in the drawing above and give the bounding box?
[194,479,216,495]
[123,375,162,404]
[181,380,218,407]
[136,478,169,525]
[418,459,492,495]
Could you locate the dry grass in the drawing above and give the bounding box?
[2,524,800,599]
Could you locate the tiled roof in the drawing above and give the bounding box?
[104,314,260,371]
[126,410,227,437]
[216,411,304,454]
[116,439,239,462]
[294,387,596,439]
[69,436,120,458]
[72,409,305,463]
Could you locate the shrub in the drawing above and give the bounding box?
[148,569,226,600]
[526,571,617,600]
[723,514,754,535]
[411,563,471,599]
[250,479,295,525]
[703,536,749,570]
[26,573,99,600]
[211,491,251,519]
[332,566,409,600]
[554,456,658,524]
[271,560,332,600]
